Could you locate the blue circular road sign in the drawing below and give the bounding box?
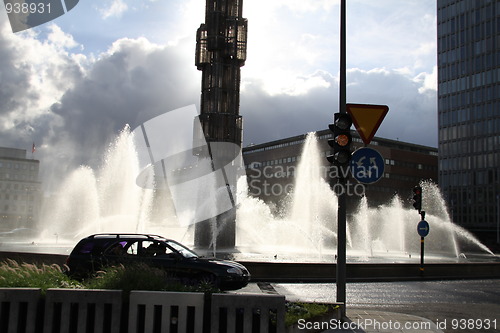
[417,220,430,237]
[350,147,385,184]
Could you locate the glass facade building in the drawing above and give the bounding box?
[437,0,500,229]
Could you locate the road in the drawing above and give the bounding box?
[235,279,500,333]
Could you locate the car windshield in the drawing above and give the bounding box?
[165,240,198,259]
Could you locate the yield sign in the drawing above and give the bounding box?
[346,104,389,145]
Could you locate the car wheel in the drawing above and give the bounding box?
[198,273,219,289]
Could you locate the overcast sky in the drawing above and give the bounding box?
[0,0,437,190]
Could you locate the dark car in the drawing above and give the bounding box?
[66,233,250,290]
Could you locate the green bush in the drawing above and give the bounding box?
[0,259,81,292]
[285,301,331,326]
[0,260,220,296]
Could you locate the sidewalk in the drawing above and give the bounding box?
[320,309,444,333]
[231,283,445,332]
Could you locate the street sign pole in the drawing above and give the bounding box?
[336,0,347,320]
[420,236,425,273]
[417,212,429,274]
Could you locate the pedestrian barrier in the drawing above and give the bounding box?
[0,288,41,333]
[211,293,285,333]
[43,288,122,333]
[0,288,285,332]
[129,291,205,333]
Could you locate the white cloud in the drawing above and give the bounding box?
[45,24,78,50]
[241,67,437,148]
[0,0,439,191]
[247,69,332,97]
[0,21,85,131]
[242,0,338,97]
[251,0,338,14]
[242,0,436,101]
[99,0,128,19]
[415,66,438,93]
[0,16,200,190]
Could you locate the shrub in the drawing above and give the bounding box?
[0,259,81,292]
[285,301,331,327]
[0,260,220,296]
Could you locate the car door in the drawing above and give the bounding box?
[101,240,130,267]
[140,240,179,272]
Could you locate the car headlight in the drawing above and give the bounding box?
[227,267,243,275]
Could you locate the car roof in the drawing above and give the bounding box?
[83,233,171,242]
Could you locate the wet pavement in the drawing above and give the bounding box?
[231,279,500,333]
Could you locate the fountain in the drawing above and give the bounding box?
[29,127,194,253]
[236,133,494,262]
[236,133,338,260]
[2,128,495,262]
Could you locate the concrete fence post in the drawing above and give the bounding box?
[128,291,205,333]
[0,288,42,333]
[211,293,285,333]
[43,288,122,333]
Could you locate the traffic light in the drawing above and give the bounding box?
[412,186,422,212]
[327,113,352,170]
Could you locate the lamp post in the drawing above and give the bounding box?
[336,0,347,320]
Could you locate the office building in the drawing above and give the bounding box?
[437,0,500,230]
[243,130,438,214]
[0,147,41,231]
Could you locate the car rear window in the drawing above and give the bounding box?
[73,239,116,254]
[74,241,96,254]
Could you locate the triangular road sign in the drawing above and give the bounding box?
[346,103,389,145]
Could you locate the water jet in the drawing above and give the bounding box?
[2,130,496,264]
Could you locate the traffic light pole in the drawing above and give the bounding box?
[336,0,347,320]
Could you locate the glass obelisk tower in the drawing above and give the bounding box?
[194,0,247,249]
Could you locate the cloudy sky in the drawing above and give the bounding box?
[0,0,437,190]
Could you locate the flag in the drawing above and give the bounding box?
[32,142,36,154]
